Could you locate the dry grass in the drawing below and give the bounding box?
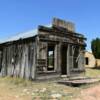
[85,68,100,77]
[0,76,80,100]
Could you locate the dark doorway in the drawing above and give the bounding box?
[61,45,67,75]
[47,45,55,71]
[85,57,89,65]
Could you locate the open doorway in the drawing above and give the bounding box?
[61,45,67,75]
[47,45,55,71]
[85,57,89,65]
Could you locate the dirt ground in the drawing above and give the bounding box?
[0,80,100,100]
[1,83,100,100]
[75,84,100,100]
[0,82,32,100]
[0,68,100,100]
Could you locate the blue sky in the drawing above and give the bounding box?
[0,0,100,51]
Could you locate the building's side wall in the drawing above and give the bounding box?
[85,52,96,68]
[0,41,36,80]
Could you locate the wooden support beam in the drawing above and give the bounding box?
[31,38,37,80]
[67,44,70,76]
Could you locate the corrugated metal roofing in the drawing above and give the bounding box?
[1,29,38,43]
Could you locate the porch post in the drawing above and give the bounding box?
[58,42,62,73]
[54,44,57,71]
[72,45,75,69]
[67,44,70,76]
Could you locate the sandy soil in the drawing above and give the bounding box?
[0,76,100,100]
[75,85,100,100]
[1,83,100,100]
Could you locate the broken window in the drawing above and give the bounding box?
[47,45,54,71]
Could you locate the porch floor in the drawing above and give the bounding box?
[58,77,100,86]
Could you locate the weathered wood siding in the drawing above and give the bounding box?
[36,41,47,72]
[0,41,36,79]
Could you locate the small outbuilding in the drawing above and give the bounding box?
[85,51,96,68]
[0,18,86,80]
[85,51,100,68]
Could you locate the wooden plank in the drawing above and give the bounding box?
[67,44,70,76]
[31,42,36,79]
[58,78,100,86]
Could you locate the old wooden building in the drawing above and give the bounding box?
[0,18,86,80]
